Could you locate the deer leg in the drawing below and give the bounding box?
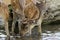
[12,21,16,36]
[18,21,21,35]
[37,14,44,35]
[29,24,35,35]
[28,27,32,36]
[5,21,10,37]
[18,20,22,36]
[37,18,42,35]
[38,24,42,35]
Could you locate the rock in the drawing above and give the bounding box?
[42,0,60,24]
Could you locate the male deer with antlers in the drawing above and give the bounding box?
[19,0,46,36]
[11,0,46,36]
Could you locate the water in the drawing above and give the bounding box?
[0,25,60,40]
[42,25,60,40]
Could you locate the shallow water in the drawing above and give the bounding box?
[0,25,60,40]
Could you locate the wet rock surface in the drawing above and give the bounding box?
[0,25,60,40]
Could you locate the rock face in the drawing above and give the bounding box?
[42,0,60,24]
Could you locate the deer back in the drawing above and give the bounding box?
[0,3,9,21]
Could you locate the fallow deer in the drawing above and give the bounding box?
[0,2,10,37]
[11,0,46,36]
[19,0,46,36]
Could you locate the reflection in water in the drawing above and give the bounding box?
[15,35,41,40]
[3,35,41,40]
[42,25,60,40]
[0,25,60,40]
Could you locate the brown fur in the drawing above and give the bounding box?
[11,0,25,36]
[0,3,9,21]
[19,0,41,36]
[11,0,22,10]
[25,0,32,5]
[24,3,40,21]
[0,2,10,36]
[20,0,46,36]
[11,0,46,36]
